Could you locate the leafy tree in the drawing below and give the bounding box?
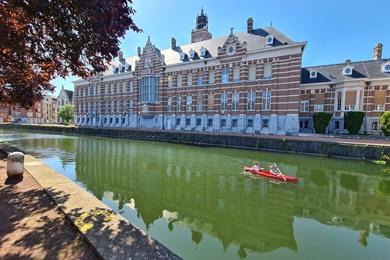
[59,104,74,124]
[313,112,332,134]
[380,111,390,136]
[344,111,365,134]
[0,0,141,108]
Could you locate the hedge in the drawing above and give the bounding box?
[380,111,390,136]
[313,112,332,134]
[344,111,365,134]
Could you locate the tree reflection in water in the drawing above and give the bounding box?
[7,131,390,260]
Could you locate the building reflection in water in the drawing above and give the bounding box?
[9,132,390,259]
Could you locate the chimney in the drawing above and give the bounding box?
[137,46,141,57]
[171,37,177,49]
[247,17,254,33]
[373,43,383,60]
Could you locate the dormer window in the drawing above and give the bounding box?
[179,52,186,61]
[127,65,132,72]
[113,67,119,74]
[121,66,125,73]
[382,62,390,73]
[309,70,318,79]
[343,66,353,76]
[112,66,117,73]
[189,49,196,59]
[200,47,207,57]
[266,35,274,45]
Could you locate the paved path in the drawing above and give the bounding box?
[0,153,98,259]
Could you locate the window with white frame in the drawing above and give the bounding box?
[336,92,342,111]
[314,104,324,112]
[222,67,229,84]
[167,96,172,112]
[187,73,192,86]
[186,95,192,111]
[177,95,182,112]
[232,91,239,111]
[247,90,256,111]
[374,104,384,111]
[177,74,182,87]
[248,64,256,81]
[168,75,173,88]
[233,66,240,82]
[300,100,309,112]
[263,63,272,80]
[209,70,215,84]
[262,89,271,111]
[221,92,228,111]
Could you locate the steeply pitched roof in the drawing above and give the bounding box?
[108,26,301,70]
[301,59,390,84]
[65,89,73,102]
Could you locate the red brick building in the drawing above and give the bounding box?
[74,10,306,134]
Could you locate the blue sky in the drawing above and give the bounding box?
[52,0,390,94]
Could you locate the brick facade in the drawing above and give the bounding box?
[74,12,305,135]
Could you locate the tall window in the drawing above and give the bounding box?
[177,74,182,87]
[232,91,239,111]
[186,95,192,111]
[247,90,256,111]
[129,81,134,92]
[197,74,204,85]
[262,89,271,111]
[233,67,240,82]
[222,68,229,84]
[196,94,203,112]
[221,92,228,111]
[177,95,182,112]
[336,92,342,111]
[187,73,192,86]
[139,76,159,103]
[209,70,215,84]
[263,63,272,80]
[248,64,256,81]
[168,75,173,88]
[167,96,172,112]
[208,93,214,111]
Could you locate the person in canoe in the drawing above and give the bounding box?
[251,162,261,171]
[269,164,287,181]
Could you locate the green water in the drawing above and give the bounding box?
[1,130,390,260]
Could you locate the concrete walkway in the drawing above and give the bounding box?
[0,153,98,259]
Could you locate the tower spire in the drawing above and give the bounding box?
[196,7,208,30]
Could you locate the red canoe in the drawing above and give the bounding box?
[243,166,299,182]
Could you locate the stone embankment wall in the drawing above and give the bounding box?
[1,124,389,161]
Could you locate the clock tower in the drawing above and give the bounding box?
[191,8,212,43]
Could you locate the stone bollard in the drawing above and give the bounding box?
[7,152,24,178]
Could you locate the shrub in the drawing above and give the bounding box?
[313,112,332,134]
[344,111,365,134]
[380,111,390,136]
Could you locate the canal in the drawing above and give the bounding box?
[1,130,390,260]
